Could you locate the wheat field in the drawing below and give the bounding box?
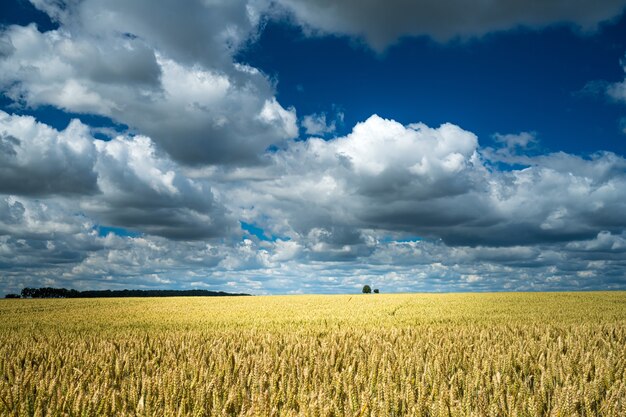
[0,292,625,416]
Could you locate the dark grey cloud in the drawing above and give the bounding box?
[70,40,161,87]
[274,0,626,50]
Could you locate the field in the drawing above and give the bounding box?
[1,292,625,416]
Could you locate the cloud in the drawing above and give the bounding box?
[0,196,92,241]
[493,131,537,149]
[3,217,624,295]
[0,113,236,240]
[274,0,626,49]
[0,111,98,195]
[88,133,237,239]
[0,195,102,277]
[608,81,626,102]
[228,114,484,247]
[302,112,337,136]
[1,109,625,294]
[0,1,297,165]
[607,55,626,106]
[481,131,540,165]
[566,231,626,252]
[223,115,626,252]
[29,0,261,68]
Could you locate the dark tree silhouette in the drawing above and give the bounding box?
[21,287,35,298]
[373,289,380,294]
[17,287,250,298]
[362,285,372,294]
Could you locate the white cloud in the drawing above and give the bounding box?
[270,239,303,262]
[0,111,98,195]
[332,115,478,176]
[222,115,626,251]
[302,112,336,136]
[258,98,299,139]
[0,196,92,239]
[0,1,298,165]
[0,113,236,240]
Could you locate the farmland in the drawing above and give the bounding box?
[1,292,625,416]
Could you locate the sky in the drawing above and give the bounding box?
[1,0,626,295]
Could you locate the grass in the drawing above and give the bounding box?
[1,292,625,416]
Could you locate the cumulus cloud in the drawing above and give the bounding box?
[229,115,484,246]
[0,1,297,165]
[224,115,626,252]
[0,111,98,195]
[274,0,626,50]
[88,133,236,239]
[0,195,102,276]
[0,113,236,240]
[0,196,91,241]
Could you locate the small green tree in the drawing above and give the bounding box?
[362,285,372,294]
[373,289,379,294]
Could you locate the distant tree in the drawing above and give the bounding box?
[373,289,379,294]
[5,294,20,299]
[362,285,372,294]
[21,287,35,298]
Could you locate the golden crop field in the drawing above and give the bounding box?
[1,292,625,416]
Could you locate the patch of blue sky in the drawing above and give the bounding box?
[0,99,128,140]
[95,225,141,238]
[240,221,279,242]
[379,235,423,243]
[0,0,57,32]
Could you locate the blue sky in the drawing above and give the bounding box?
[1,0,626,295]
[239,16,626,155]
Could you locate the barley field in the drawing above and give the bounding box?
[1,292,625,416]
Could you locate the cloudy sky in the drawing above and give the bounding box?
[1,0,626,295]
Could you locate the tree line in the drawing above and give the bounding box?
[5,287,251,299]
